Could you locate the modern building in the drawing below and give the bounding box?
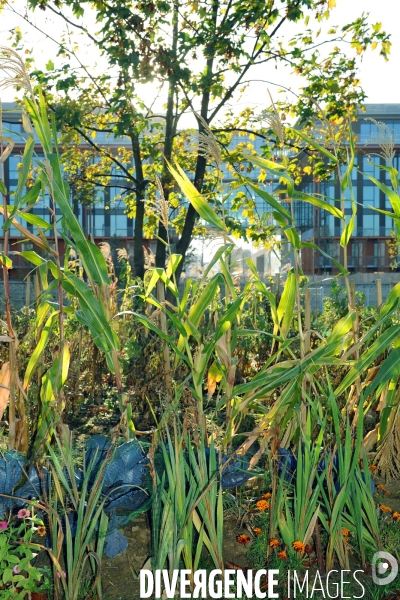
[297,104,400,275]
[1,102,400,282]
[1,102,143,280]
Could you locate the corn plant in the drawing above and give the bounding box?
[0,48,134,447]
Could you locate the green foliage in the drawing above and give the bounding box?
[45,430,109,600]
[2,0,389,275]
[0,511,49,599]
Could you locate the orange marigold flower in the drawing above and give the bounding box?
[269,538,279,548]
[392,512,400,520]
[342,528,350,537]
[380,505,392,513]
[253,528,262,536]
[237,534,251,545]
[293,541,305,553]
[369,465,378,471]
[377,485,390,494]
[277,551,287,560]
[256,499,270,511]
[37,525,46,537]
[262,492,272,499]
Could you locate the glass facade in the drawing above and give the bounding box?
[2,103,400,274]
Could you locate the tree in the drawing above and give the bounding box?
[2,0,391,279]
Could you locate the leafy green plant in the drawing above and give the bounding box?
[150,413,224,592]
[0,509,48,599]
[44,429,109,600]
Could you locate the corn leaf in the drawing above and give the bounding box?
[24,311,59,389]
[334,325,400,396]
[293,191,344,219]
[290,128,338,164]
[340,215,354,247]
[168,161,225,231]
[245,181,293,222]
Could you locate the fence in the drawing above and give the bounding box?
[307,281,394,313]
[1,274,399,314]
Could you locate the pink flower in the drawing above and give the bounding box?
[0,521,7,530]
[57,571,66,579]
[17,509,30,519]
[13,565,20,574]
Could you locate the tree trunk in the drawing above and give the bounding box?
[156,0,179,270]
[131,132,146,279]
[165,0,219,282]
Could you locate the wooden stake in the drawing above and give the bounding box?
[157,281,172,394]
[25,274,31,317]
[304,288,311,354]
[376,278,382,310]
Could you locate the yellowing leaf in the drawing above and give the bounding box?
[328,0,336,7]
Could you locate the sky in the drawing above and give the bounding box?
[1,0,400,113]
[1,0,400,262]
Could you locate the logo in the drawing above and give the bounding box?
[372,551,398,586]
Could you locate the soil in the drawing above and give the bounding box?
[32,405,400,599]
[101,514,249,600]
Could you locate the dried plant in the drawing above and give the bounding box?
[303,96,342,153]
[375,408,400,481]
[0,46,33,95]
[116,247,129,262]
[99,241,112,261]
[261,90,285,146]
[143,244,155,269]
[365,117,396,165]
[0,100,15,165]
[147,175,170,232]
[192,112,222,173]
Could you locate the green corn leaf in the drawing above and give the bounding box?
[3,183,43,231]
[167,160,225,230]
[368,160,399,190]
[200,244,233,283]
[381,282,400,318]
[340,215,354,247]
[17,251,58,278]
[17,212,52,230]
[245,181,293,222]
[326,311,356,347]
[293,191,344,219]
[277,272,296,339]
[132,312,189,364]
[15,135,35,204]
[40,343,70,404]
[334,325,400,396]
[0,254,12,269]
[301,241,349,275]
[364,173,400,238]
[274,212,301,248]
[367,348,400,397]
[24,311,59,389]
[290,128,338,163]
[184,274,220,333]
[364,174,400,215]
[241,153,294,196]
[341,125,355,192]
[166,254,182,278]
[62,275,119,354]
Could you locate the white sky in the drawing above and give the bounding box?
[1,0,400,264]
[0,0,400,115]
